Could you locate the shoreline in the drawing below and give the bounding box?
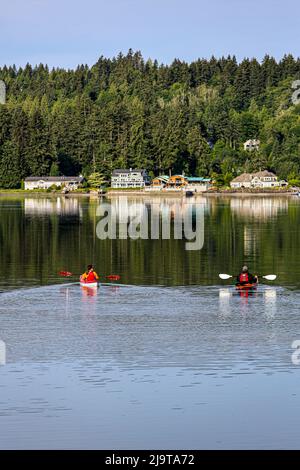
[0,191,92,197]
[106,190,297,197]
[0,190,297,198]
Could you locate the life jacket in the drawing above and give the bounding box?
[86,271,97,282]
[239,273,249,283]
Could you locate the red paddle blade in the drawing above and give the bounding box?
[59,271,73,277]
[106,275,120,281]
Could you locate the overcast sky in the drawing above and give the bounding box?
[0,0,299,68]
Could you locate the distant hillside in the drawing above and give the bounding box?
[0,50,300,188]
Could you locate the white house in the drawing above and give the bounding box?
[244,139,260,151]
[111,169,149,188]
[24,176,84,190]
[185,177,212,192]
[230,173,253,188]
[146,175,212,192]
[230,171,287,189]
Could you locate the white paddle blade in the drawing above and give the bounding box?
[219,274,232,280]
[262,275,277,281]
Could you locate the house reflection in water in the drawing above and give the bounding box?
[109,195,208,218]
[244,226,258,257]
[230,198,289,257]
[230,197,289,220]
[107,195,208,239]
[24,197,83,221]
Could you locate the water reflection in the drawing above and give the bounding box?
[244,227,258,256]
[0,195,299,289]
[108,195,208,223]
[236,288,258,300]
[59,286,72,318]
[1,195,300,449]
[230,197,289,219]
[263,289,277,318]
[0,283,298,449]
[24,197,82,217]
[218,288,232,317]
[219,286,278,314]
[80,285,98,297]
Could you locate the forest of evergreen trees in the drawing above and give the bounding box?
[0,50,300,188]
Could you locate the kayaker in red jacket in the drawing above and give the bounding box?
[81,265,99,282]
[236,266,258,285]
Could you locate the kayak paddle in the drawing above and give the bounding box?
[219,273,277,281]
[106,275,121,281]
[59,271,120,281]
[59,271,73,277]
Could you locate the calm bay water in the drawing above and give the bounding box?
[0,194,300,449]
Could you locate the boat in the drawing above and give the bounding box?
[79,276,98,288]
[235,283,257,290]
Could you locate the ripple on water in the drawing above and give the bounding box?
[0,283,297,373]
[0,283,300,449]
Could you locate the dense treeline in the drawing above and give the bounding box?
[0,50,300,188]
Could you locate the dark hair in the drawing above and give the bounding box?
[87,264,93,270]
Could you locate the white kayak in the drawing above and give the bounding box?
[80,276,98,288]
[80,282,98,288]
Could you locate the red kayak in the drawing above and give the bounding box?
[235,283,257,290]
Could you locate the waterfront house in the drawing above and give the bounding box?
[24,176,84,190]
[230,173,253,188]
[185,177,212,192]
[251,170,287,188]
[111,169,149,188]
[243,139,260,151]
[230,171,287,189]
[146,175,170,191]
[165,175,212,192]
[165,175,187,189]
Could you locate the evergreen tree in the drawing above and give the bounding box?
[0,141,21,188]
[0,51,300,186]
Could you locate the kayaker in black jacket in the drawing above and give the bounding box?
[236,266,258,285]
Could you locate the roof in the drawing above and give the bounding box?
[25,176,84,182]
[231,170,278,183]
[186,177,211,182]
[231,173,253,183]
[252,170,276,178]
[112,169,146,176]
[153,176,169,182]
[244,139,260,145]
